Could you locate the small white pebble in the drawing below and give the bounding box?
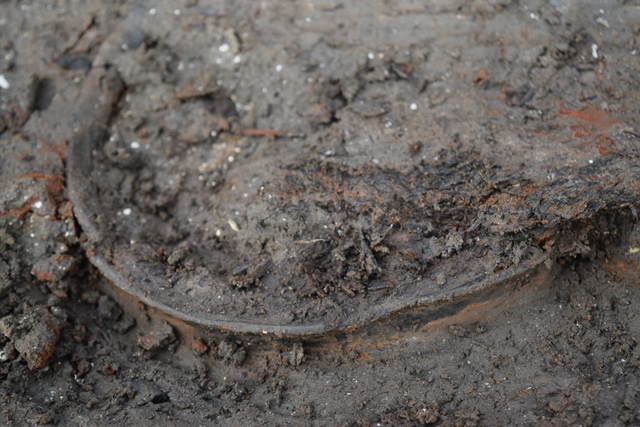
[228,155,234,163]
[410,103,417,110]
[228,219,240,232]
[215,229,222,237]
[305,17,311,23]
[149,8,156,15]
[589,159,594,164]
[218,43,230,53]
[32,201,43,209]
[130,141,140,149]
[233,54,242,64]
[591,43,598,59]
[122,208,132,216]
[367,52,375,60]
[373,158,380,164]
[174,9,181,15]
[275,64,283,72]
[0,74,9,89]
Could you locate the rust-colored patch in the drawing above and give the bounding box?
[557,101,622,156]
[14,172,64,182]
[356,352,371,361]
[190,338,208,355]
[474,69,488,84]
[102,365,117,376]
[603,256,636,282]
[521,183,540,195]
[40,139,68,166]
[32,312,62,370]
[533,229,556,250]
[45,176,65,210]
[516,388,533,398]
[58,201,75,221]
[33,270,55,282]
[0,196,38,219]
[1,173,66,218]
[558,102,620,131]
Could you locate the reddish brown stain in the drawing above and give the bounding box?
[33,313,62,369]
[190,339,208,354]
[558,102,620,132]
[0,196,38,219]
[557,101,622,155]
[33,270,55,282]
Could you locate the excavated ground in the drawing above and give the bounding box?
[1,0,640,425]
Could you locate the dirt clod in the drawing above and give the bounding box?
[449,325,469,338]
[288,342,305,367]
[0,307,62,370]
[137,321,176,352]
[217,340,247,367]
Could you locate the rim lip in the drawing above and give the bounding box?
[85,249,548,336]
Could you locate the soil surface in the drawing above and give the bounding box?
[1,0,640,425]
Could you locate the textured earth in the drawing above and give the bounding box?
[1,0,640,425]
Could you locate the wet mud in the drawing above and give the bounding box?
[1,0,640,425]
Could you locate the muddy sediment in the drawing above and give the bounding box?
[0,0,640,425]
[70,0,640,333]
